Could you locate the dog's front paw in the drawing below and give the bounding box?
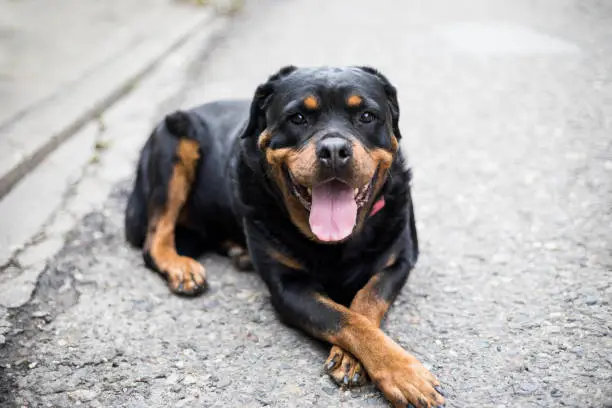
[324,345,367,387]
[161,255,207,296]
[369,345,445,408]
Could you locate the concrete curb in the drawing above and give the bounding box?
[0,6,218,199]
[0,13,231,308]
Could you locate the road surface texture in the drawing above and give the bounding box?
[0,0,219,199]
[1,0,611,407]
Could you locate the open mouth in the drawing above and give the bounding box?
[286,169,375,242]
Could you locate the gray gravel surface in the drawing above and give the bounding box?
[1,0,611,407]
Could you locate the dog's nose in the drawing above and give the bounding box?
[316,137,352,170]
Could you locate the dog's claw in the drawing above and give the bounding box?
[326,356,338,371]
[342,375,349,386]
[352,373,360,385]
[407,404,416,408]
[434,385,445,397]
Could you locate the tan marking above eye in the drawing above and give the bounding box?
[347,94,363,107]
[303,95,319,110]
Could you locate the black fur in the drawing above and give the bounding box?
[125,64,419,360]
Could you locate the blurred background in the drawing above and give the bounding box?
[0,0,610,407]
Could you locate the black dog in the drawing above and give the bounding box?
[125,66,445,408]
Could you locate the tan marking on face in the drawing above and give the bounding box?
[390,133,399,153]
[303,95,319,110]
[350,139,397,230]
[268,248,304,270]
[347,94,363,108]
[351,140,379,187]
[385,252,398,268]
[264,142,318,239]
[369,146,394,193]
[264,134,396,241]
[285,142,318,185]
[258,129,272,151]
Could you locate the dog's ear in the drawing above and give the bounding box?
[241,65,298,141]
[240,66,298,171]
[357,66,401,140]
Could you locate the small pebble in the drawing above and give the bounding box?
[515,381,538,395]
[217,378,232,389]
[182,375,196,385]
[322,386,336,396]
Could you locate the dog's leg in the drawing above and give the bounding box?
[325,250,411,386]
[143,115,206,296]
[264,266,443,408]
[125,146,150,248]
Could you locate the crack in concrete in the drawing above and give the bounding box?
[0,17,235,407]
[0,172,85,274]
[154,18,230,120]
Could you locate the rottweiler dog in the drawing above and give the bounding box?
[125,66,445,408]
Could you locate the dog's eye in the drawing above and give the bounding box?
[359,111,376,124]
[289,113,307,125]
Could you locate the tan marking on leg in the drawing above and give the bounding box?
[325,345,367,388]
[318,300,444,408]
[146,139,206,295]
[268,249,304,271]
[350,274,389,326]
[325,273,390,387]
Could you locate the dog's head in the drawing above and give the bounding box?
[241,66,401,243]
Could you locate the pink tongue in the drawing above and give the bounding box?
[309,180,357,242]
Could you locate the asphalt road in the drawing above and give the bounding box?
[1,0,611,407]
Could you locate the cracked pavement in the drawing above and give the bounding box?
[1,0,611,407]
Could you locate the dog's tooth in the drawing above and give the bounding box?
[307,187,312,195]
